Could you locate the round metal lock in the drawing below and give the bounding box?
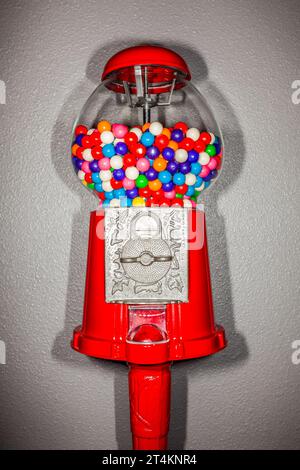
[120,212,172,284]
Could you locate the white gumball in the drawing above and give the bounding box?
[209,132,216,144]
[125,166,139,180]
[199,152,210,165]
[149,121,163,136]
[109,198,121,208]
[102,181,113,192]
[82,148,93,162]
[100,170,112,182]
[77,170,85,180]
[100,130,114,144]
[186,127,200,141]
[130,127,142,140]
[185,173,196,186]
[183,199,193,208]
[110,155,123,169]
[175,149,188,163]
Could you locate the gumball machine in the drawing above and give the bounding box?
[70,45,226,450]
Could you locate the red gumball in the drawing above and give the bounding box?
[194,139,206,153]
[75,125,88,136]
[160,198,171,207]
[132,143,146,158]
[76,147,84,159]
[139,187,151,199]
[124,131,138,148]
[174,122,188,134]
[179,137,194,151]
[123,153,137,168]
[91,146,103,160]
[111,178,123,190]
[155,134,169,151]
[85,173,92,184]
[175,184,188,195]
[97,192,105,201]
[199,131,211,145]
[90,130,101,146]
[81,135,94,148]
[172,198,184,207]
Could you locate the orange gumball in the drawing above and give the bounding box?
[148,179,162,191]
[71,143,79,156]
[97,120,111,133]
[153,157,167,172]
[142,122,150,132]
[168,140,179,151]
[162,127,171,139]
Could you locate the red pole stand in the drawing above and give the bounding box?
[128,362,171,450]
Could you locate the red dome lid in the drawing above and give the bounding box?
[102,45,191,81]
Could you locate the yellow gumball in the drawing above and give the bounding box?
[132,197,146,207]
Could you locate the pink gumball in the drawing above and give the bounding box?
[191,200,197,207]
[123,177,135,190]
[112,123,128,138]
[99,157,111,170]
[208,157,217,170]
[200,165,210,178]
[164,189,176,200]
[136,158,150,172]
[81,161,90,173]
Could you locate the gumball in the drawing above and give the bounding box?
[97,120,111,133]
[89,160,100,172]
[91,146,103,159]
[186,128,200,141]
[199,152,210,166]
[199,131,211,144]
[209,132,216,144]
[81,161,90,173]
[173,173,185,185]
[75,134,84,146]
[199,165,210,178]
[95,182,103,192]
[72,144,79,156]
[145,167,158,181]
[73,157,83,171]
[167,161,179,174]
[136,158,150,172]
[113,168,125,181]
[81,135,94,148]
[110,198,121,208]
[92,172,101,184]
[185,173,197,186]
[102,143,115,158]
[175,149,188,163]
[153,157,167,172]
[168,140,179,151]
[142,123,150,132]
[195,181,205,192]
[175,184,188,195]
[191,162,201,175]
[85,173,92,184]
[115,141,128,155]
[105,190,114,200]
[90,130,101,146]
[205,144,216,157]
[171,128,184,143]
[99,158,111,171]
[110,178,123,190]
[139,187,151,199]
[77,170,85,180]
[164,189,176,200]
[123,177,135,190]
[186,186,195,197]
[100,130,114,144]
[148,179,162,191]
[76,147,84,159]
[130,127,142,140]
[146,145,160,159]
[210,169,218,179]
[162,127,171,139]
[140,131,155,147]
[179,162,191,174]
[162,147,175,161]
[124,131,138,148]
[160,199,171,207]
[114,188,126,198]
[158,170,172,184]
[203,173,213,182]
[179,138,194,151]
[149,121,163,136]
[162,181,174,192]
[103,181,114,192]
[132,143,146,158]
[208,157,217,170]
[112,123,128,138]
[194,139,206,153]
[172,198,184,207]
[183,198,193,208]
[125,166,139,180]
[155,134,169,151]
[102,199,111,208]
[136,174,148,188]
[110,155,123,169]
[204,181,211,189]
[174,122,188,133]
[123,153,137,168]
[100,170,112,182]
[126,188,139,199]
[75,125,88,136]
[132,197,146,207]
[82,148,93,162]
[87,183,95,190]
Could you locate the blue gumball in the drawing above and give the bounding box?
[173,173,185,185]
[190,162,201,175]
[102,143,115,158]
[140,131,155,147]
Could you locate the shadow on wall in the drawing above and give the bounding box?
[51,39,248,450]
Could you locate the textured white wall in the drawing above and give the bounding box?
[0,0,300,449]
